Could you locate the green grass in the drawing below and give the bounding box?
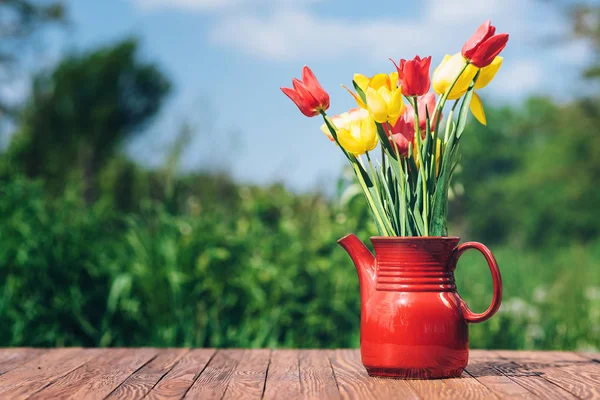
[456,244,600,350]
[0,177,598,350]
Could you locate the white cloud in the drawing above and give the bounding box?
[209,0,529,62]
[210,10,427,61]
[492,60,544,97]
[132,0,319,12]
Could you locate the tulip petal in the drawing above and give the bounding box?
[342,84,367,108]
[281,86,314,117]
[470,92,487,125]
[353,74,370,92]
[369,73,391,90]
[388,88,405,120]
[432,53,477,100]
[362,115,379,152]
[475,56,503,89]
[389,71,399,89]
[302,66,329,107]
[471,34,509,68]
[337,127,362,155]
[366,87,388,123]
[320,122,335,142]
[462,20,494,58]
[292,79,320,116]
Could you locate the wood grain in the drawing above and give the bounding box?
[222,349,270,400]
[185,349,244,399]
[437,372,498,399]
[263,349,302,400]
[0,348,100,399]
[0,348,597,399]
[478,351,578,400]
[145,348,215,400]
[105,349,188,399]
[298,349,339,399]
[329,349,419,400]
[466,350,537,399]
[497,350,600,399]
[29,348,157,400]
[578,352,600,363]
[0,348,45,375]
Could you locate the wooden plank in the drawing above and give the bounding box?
[578,352,600,363]
[185,349,244,399]
[29,348,157,400]
[222,349,270,400]
[497,350,600,399]
[0,348,46,375]
[104,349,188,399]
[478,351,578,400]
[299,349,340,399]
[438,372,500,399]
[263,349,302,400]
[329,349,418,400]
[145,348,215,400]
[0,348,100,399]
[466,351,538,399]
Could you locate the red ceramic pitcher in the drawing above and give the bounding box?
[338,234,502,379]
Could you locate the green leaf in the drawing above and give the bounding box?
[353,80,367,104]
[411,205,425,236]
[376,122,398,160]
[456,71,479,140]
[354,158,374,187]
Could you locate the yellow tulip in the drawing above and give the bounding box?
[365,86,405,124]
[344,72,399,109]
[468,56,502,125]
[320,108,369,141]
[469,92,486,125]
[432,53,478,100]
[336,113,379,155]
[433,54,502,126]
[475,56,503,90]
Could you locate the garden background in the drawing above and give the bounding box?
[0,0,599,351]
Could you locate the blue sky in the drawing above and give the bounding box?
[4,0,597,191]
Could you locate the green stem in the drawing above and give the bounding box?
[366,152,395,235]
[386,121,407,236]
[433,62,470,137]
[411,97,429,236]
[320,111,387,235]
[353,161,390,235]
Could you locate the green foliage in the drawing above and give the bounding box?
[453,97,600,246]
[0,172,598,350]
[0,25,598,350]
[3,39,171,201]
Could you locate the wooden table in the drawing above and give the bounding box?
[0,349,597,399]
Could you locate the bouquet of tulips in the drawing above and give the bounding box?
[281,20,509,237]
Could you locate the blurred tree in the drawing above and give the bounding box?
[452,96,600,247]
[0,0,66,114]
[3,39,171,203]
[572,4,600,78]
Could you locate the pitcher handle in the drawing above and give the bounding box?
[450,242,503,324]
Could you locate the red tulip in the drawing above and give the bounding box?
[385,93,440,157]
[281,66,330,117]
[462,20,509,68]
[391,55,432,97]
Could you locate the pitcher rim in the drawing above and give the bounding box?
[370,236,460,241]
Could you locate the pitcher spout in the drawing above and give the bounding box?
[338,234,376,301]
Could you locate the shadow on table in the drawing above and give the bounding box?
[469,358,598,378]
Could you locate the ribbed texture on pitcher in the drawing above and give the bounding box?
[371,237,460,292]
